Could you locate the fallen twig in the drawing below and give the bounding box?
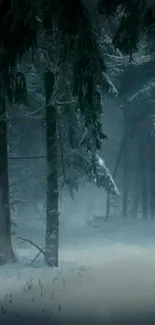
[29,251,42,265]
[16,236,46,260]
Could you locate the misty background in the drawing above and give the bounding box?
[1,1,155,324]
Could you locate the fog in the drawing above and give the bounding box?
[1,13,155,323]
[0,97,155,325]
[1,219,155,325]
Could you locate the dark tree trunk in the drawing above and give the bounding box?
[131,147,140,219]
[45,71,59,267]
[0,97,16,265]
[142,173,148,219]
[121,139,128,218]
[132,178,140,218]
[149,140,155,220]
[140,139,149,220]
[105,136,126,221]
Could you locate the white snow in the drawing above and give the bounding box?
[1,218,155,324]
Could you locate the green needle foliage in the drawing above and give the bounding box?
[2,0,155,149]
[41,0,107,149]
[98,0,155,57]
[0,0,108,149]
[0,0,37,104]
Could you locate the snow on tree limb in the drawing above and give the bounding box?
[102,71,118,97]
[61,147,119,198]
[88,153,119,196]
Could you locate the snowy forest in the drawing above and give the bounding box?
[1,1,155,324]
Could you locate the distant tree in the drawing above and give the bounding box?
[112,77,155,219]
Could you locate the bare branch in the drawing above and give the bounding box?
[16,236,45,255]
[16,236,50,264]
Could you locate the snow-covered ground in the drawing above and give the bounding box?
[1,218,155,324]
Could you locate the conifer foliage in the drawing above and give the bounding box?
[0,0,106,149]
[98,0,155,56]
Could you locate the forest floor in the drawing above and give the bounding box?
[1,217,155,324]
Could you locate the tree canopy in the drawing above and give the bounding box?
[0,0,155,149]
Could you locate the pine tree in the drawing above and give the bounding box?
[0,0,115,151]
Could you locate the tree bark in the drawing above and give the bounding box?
[105,135,126,221]
[0,97,16,265]
[149,140,155,220]
[131,147,140,219]
[45,71,59,267]
[121,139,128,218]
[132,175,140,218]
[141,139,149,220]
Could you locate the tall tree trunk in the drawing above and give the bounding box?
[131,147,140,219]
[149,140,155,220]
[140,138,149,220]
[105,135,126,221]
[121,139,128,218]
[0,97,16,265]
[142,173,148,219]
[132,174,140,218]
[45,71,59,267]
